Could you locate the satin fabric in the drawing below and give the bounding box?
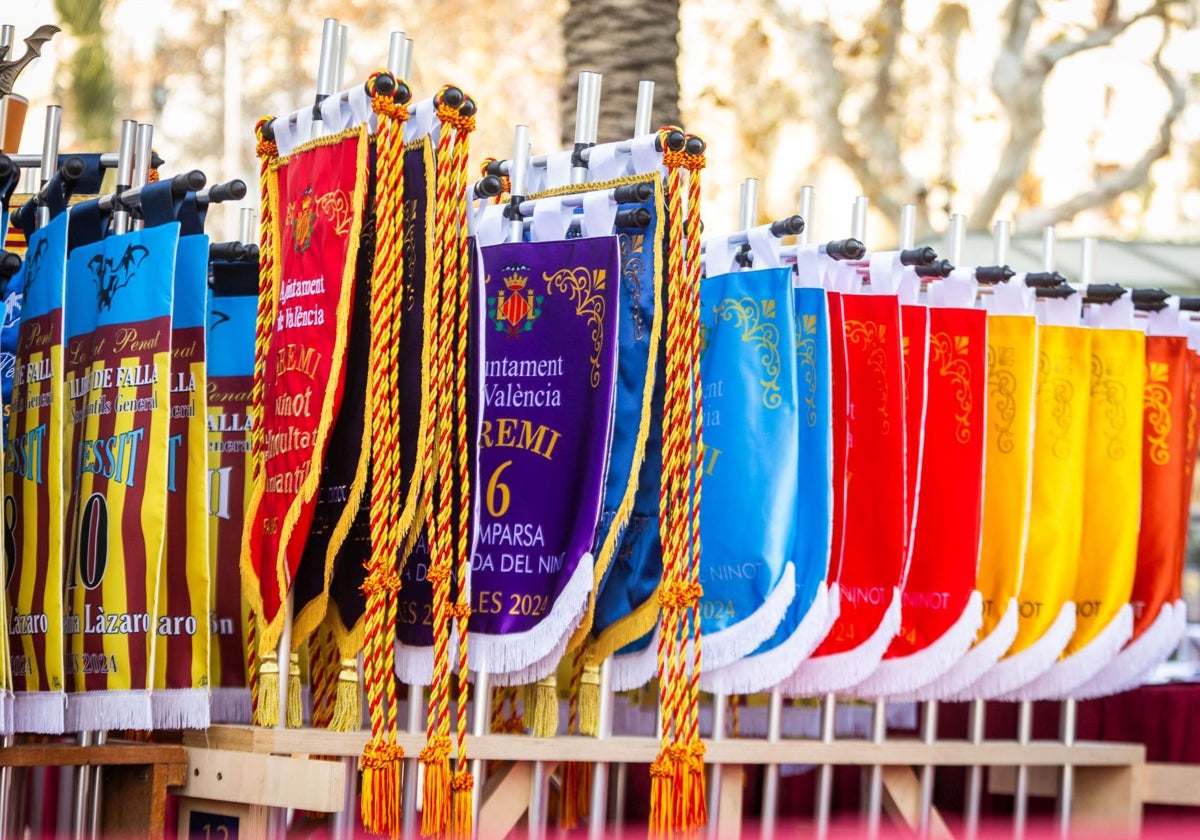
[1008,324,1092,655]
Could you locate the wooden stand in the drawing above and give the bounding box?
[0,740,187,838]
[178,725,1166,839]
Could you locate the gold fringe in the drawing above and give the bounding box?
[528,675,559,738]
[421,756,451,837]
[329,658,362,732]
[286,652,303,728]
[255,653,280,727]
[450,771,474,840]
[361,741,404,838]
[578,664,601,737]
[559,761,592,829]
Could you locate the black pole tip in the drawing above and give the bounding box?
[664,130,686,153]
[62,155,87,181]
[441,87,464,108]
[372,72,397,97]
[1131,287,1170,304]
[474,175,503,199]
[769,215,805,237]
[182,169,207,191]
[685,135,706,155]
[0,252,20,279]
[260,120,276,143]
[485,159,507,177]
[395,82,412,105]
[459,97,477,118]
[0,155,13,182]
[246,244,260,261]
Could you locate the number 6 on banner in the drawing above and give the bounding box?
[487,460,513,518]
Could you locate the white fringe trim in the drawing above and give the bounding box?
[919,597,1020,702]
[699,581,836,694]
[1014,604,1134,701]
[701,562,796,673]
[64,690,153,732]
[1,691,12,736]
[467,551,593,680]
[972,602,1076,701]
[394,640,435,687]
[151,688,212,730]
[1074,600,1188,700]
[610,624,660,692]
[13,691,65,734]
[853,590,984,699]
[486,607,580,688]
[777,586,902,697]
[209,687,253,724]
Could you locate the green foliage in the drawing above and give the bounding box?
[54,0,115,145]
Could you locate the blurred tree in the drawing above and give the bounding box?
[560,0,682,145]
[54,0,116,146]
[762,0,1188,235]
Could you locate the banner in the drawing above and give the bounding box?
[243,127,369,662]
[784,290,907,694]
[862,287,987,698]
[701,279,835,693]
[206,259,257,722]
[6,211,69,732]
[153,213,211,729]
[468,235,620,681]
[980,315,1090,700]
[62,220,177,730]
[1020,317,1143,699]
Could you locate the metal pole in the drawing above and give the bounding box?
[815,695,836,840]
[0,25,15,61]
[129,123,154,232]
[571,71,601,185]
[760,689,784,840]
[798,186,813,247]
[239,207,256,245]
[507,125,530,243]
[311,18,339,142]
[401,687,425,839]
[387,32,413,80]
[111,119,138,237]
[529,760,549,840]
[587,658,614,840]
[1014,698,1033,839]
[36,105,62,229]
[222,5,244,241]
[634,82,655,137]
[333,25,348,92]
[917,699,939,839]
[470,656,490,834]
[965,698,987,840]
[1055,697,1077,838]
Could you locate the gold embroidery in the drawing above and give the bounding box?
[401,199,419,312]
[543,267,608,388]
[930,332,973,444]
[618,233,647,342]
[844,319,890,435]
[1090,353,1129,461]
[796,312,818,428]
[716,297,783,410]
[316,189,353,236]
[1145,360,1172,466]
[901,334,912,393]
[1038,350,1076,461]
[987,343,1018,454]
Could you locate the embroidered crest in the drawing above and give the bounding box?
[290,186,316,254]
[489,263,543,337]
[88,243,150,312]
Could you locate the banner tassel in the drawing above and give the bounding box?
[420,737,452,837]
[330,658,362,732]
[255,653,280,727]
[286,652,303,728]
[450,769,474,840]
[529,675,559,737]
[579,663,601,737]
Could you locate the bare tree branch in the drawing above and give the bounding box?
[1015,49,1185,231]
[1036,2,1170,66]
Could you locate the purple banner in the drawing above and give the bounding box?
[469,236,620,678]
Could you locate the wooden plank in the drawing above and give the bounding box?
[988,765,1058,797]
[177,746,346,812]
[0,742,188,769]
[880,766,952,839]
[1139,762,1200,807]
[200,726,1144,768]
[101,762,170,839]
[1074,766,1141,838]
[716,765,744,840]
[477,761,560,840]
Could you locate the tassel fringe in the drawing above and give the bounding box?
[330,658,363,732]
[255,653,280,727]
[529,675,559,737]
[287,652,303,728]
[579,664,600,736]
[560,761,593,829]
[420,738,452,838]
[450,770,474,840]
[361,740,404,838]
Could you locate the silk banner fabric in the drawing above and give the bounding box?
[862,296,986,698]
[206,260,257,722]
[702,282,835,693]
[468,236,620,681]
[692,266,797,675]
[65,220,178,730]
[7,213,69,732]
[243,128,368,658]
[154,219,211,729]
[784,291,906,695]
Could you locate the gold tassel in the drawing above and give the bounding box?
[286,652,303,728]
[420,740,451,837]
[329,658,362,732]
[254,653,279,727]
[578,664,601,737]
[450,770,474,840]
[361,740,405,838]
[528,675,559,738]
[559,761,593,829]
